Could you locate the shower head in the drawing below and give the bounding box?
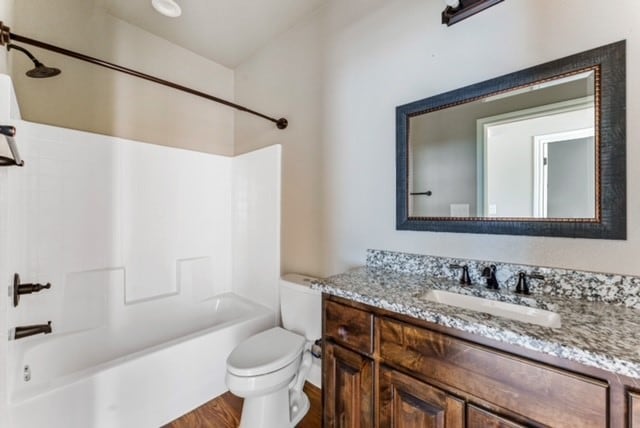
[7,43,61,78]
[26,62,61,78]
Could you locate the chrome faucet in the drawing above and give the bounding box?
[481,265,499,290]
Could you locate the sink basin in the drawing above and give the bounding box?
[422,290,562,328]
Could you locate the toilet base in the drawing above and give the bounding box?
[290,391,310,427]
[239,387,310,428]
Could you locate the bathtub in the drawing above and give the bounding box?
[7,293,274,428]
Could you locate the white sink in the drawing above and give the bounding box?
[422,289,562,328]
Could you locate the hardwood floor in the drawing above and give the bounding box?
[164,382,322,428]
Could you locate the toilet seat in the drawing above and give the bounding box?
[227,327,306,377]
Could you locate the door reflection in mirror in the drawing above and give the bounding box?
[408,70,596,219]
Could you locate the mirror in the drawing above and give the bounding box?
[397,41,626,239]
[409,70,596,219]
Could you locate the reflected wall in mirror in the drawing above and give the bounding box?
[409,69,596,219]
[397,41,625,239]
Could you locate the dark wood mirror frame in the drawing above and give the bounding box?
[396,41,626,239]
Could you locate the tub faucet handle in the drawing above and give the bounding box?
[12,273,52,307]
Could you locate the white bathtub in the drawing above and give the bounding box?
[7,293,274,428]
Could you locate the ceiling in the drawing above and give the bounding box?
[102,0,326,68]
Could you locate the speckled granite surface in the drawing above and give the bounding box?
[367,249,640,309]
[312,254,640,380]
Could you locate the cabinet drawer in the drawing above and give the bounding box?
[379,318,608,428]
[324,300,373,354]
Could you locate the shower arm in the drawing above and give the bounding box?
[0,22,288,130]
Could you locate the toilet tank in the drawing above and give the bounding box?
[280,273,322,341]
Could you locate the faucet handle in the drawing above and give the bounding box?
[481,265,499,289]
[515,271,544,295]
[449,264,472,286]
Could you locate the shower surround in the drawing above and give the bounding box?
[0,75,282,427]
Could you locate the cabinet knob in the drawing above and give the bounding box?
[338,326,347,338]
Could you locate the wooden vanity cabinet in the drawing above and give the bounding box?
[322,295,633,428]
[379,367,464,428]
[466,405,527,428]
[323,342,374,427]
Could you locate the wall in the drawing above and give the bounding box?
[410,111,477,217]
[232,145,282,319]
[0,72,18,428]
[235,0,640,277]
[4,118,234,333]
[486,108,593,217]
[7,0,235,155]
[0,0,12,74]
[409,80,591,217]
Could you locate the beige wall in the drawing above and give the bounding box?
[7,0,234,155]
[235,0,640,277]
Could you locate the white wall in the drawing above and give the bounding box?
[486,108,593,217]
[232,145,282,320]
[5,119,234,334]
[0,73,20,428]
[235,0,640,277]
[7,0,235,156]
[0,0,12,75]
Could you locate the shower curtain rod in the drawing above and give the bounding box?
[0,23,288,129]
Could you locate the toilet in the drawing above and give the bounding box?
[225,274,321,428]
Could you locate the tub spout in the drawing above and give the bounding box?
[14,321,52,340]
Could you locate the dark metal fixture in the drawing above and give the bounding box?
[442,0,504,26]
[311,339,322,359]
[481,265,499,290]
[7,43,61,78]
[0,21,288,129]
[13,273,52,307]
[0,125,23,167]
[449,264,472,285]
[515,271,545,295]
[14,321,52,340]
[410,190,433,196]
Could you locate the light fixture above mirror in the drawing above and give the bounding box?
[442,0,504,26]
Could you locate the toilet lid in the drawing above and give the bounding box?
[227,327,306,377]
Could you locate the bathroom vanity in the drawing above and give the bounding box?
[315,251,640,428]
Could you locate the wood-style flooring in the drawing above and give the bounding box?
[164,382,322,428]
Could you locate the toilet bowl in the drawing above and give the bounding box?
[225,274,321,428]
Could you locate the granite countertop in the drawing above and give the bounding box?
[312,267,640,380]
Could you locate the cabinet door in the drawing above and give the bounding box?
[324,342,374,428]
[630,392,640,428]
[379,367,464,428]
[467,404,526,428]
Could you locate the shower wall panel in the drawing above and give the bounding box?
[4,120,234,333]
